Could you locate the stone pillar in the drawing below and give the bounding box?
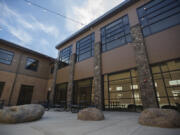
[67,53,76,110]
[130,24,158,109]
[49,51,60,105]
[93,41,103,110]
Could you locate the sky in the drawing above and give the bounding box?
[0,0,124,58]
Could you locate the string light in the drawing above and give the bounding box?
[24,0,84,26]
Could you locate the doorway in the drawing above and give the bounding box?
[17,85,34,105]
[73,79,92,106]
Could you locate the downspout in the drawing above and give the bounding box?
[8,53,23,106]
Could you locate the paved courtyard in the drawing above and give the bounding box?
[0,111,179,135]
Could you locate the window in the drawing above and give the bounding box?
[104,69,141,110]
[0,82,5,98]
[76,33,94,62]
[0,48,14,65]
[151,59,180,107]
[137,0,180,37]
[101,15,131,52]
[59,45,72,69]
[55,83,67,104]
[25,58,39,71]
[74,79,93,105]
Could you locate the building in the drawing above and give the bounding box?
[0,0,180,111]
[55,0,180,110]
[0,39,54,106]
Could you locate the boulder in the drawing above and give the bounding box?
[78,108,104,121]
[139,108,180,128]
[0,104,45,124]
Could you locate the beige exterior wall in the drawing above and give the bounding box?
[10,75,48,105]
[0,41,54,105]
[56,0,180,82]
[0,71,15,105]
[56,67,70,83]
[145,25,180,64]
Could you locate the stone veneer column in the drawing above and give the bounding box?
[93,41,103,110]
[49,51,60,105]
[130,24,158,108]
[66,53,76,110]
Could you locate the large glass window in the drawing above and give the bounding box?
[104,69,141,110]
[101,15,131,52]
[59,45,72,69]
[151,59,180,107]
[0,48,14,65]
[0,82,5,98]
[73,78,93,106]
[76,33,94,62]
[137,0,180,37]
[54,83,67,105]
[25,58,39,71]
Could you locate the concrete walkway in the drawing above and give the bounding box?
[0,111,179,135]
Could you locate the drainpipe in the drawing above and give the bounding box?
[49,51,60,106]
[8,53,23,106]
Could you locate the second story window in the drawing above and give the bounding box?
[0,48,14,65]
[59,45,72,69]
[137,0,180,37]
[26,57,39,71]
[76,33,95,62]
[101,15,131,52]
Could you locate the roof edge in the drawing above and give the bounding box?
[56,0,139,49]
[0,39,55,61]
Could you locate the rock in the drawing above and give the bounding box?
[0,104,45,124]
[139,108,180,128]
[78,108,104,121]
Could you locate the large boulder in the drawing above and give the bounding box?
[78,108,104,121]
[139,108,180,128]
[0,104,45,124]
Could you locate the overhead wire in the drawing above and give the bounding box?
[24,0,84,26]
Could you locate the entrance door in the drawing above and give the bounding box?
[54,83,67,104]
[73,79,92,106]
[79,86,92,105]
[17,85,33,105]
[0,82,5,98]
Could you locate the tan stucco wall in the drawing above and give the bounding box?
[0,71,15,105]
[0,41,54,105]
[10,74,48,105]
[145,25,180,64]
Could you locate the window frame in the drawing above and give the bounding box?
[59,45,72,69]
[151,59,180,107]
[137,0,180,37]
[25,57,39,72]
[100,14,132,53]
[0,48,14,65]
[76,32,95,62]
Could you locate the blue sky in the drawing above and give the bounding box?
[0,0,124,58]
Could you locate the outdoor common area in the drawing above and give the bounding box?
[0,110,180,135]
[0,0,180,134]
